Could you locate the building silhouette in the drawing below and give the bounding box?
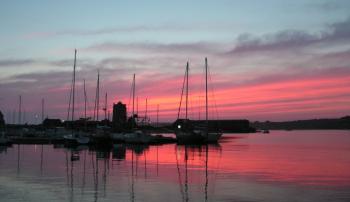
[112,102,127,130]
[0,110,5,127]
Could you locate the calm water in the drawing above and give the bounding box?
[1,130,350,202]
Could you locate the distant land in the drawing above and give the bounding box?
[251,116,350,130]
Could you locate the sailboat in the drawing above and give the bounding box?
[63,49,90,145]
[175,58,222,144]
[199,58,222,142]
[123,74,152,144]
[91,71,113,146]
[175,62,204,144]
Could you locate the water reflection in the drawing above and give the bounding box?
[175,144,222,202]
[0,131,350,202]
[45,144,165,202]
[113,144,126,160]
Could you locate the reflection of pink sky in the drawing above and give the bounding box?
[1,131,349,190]
[124,131,350,187]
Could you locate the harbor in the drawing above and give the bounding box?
[0,52,254,147]
[1,1,350,201]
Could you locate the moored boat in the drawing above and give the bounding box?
[63,133,90,145]
[175,58,222,144]
[0,131,12,146]
[124,130,152,144]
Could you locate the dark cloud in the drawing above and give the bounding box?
[27,25,194,39]
[25,24,236,39]
[230,30,320,54]
[227,17,350,55]
[0,59,37,67]
[309,1,350,11]
[328,16,350,40]
[310,2,342,11]
[85,41,219,55]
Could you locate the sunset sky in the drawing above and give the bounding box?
[0,0,350,123]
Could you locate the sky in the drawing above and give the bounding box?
[0,0,350,123]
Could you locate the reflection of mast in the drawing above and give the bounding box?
[70,151,74,202]
[103,158,107,197]
[81,150,87,196]
[94,152,99,202]
[136,154,139,177]
[205,145,208,202]
[65,151,69,186]
[175,146,185,201]
[131,148,135,202]
[184,146,189,202]
[144,150,147,179]
[17,144,20,175]
[40,144,44,175]
[156,146,159,176]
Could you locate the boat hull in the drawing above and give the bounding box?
[124,131,151,144]
[176,130,222,144]
[175,131,205,144]
[201,132,223,143]
[63,134,90,146]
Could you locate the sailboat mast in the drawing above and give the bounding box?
[12,110,15,125]
[97,70,100,121]
[72,49,77,122]
[156,104,159,127]
[205,58,210,199]
[132,74,135,117]
[185,62,189,119]
[67,76,73,122]
[136,96,139,116]
[83,79,87,119]
[145,98,148,122]
[130,74,135,129]
[177,64,187,119]
[41,98,44,122]
[18,95,22,124]
[23,109,26,124]
[104,92,107,120]
[205,58,208,132]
